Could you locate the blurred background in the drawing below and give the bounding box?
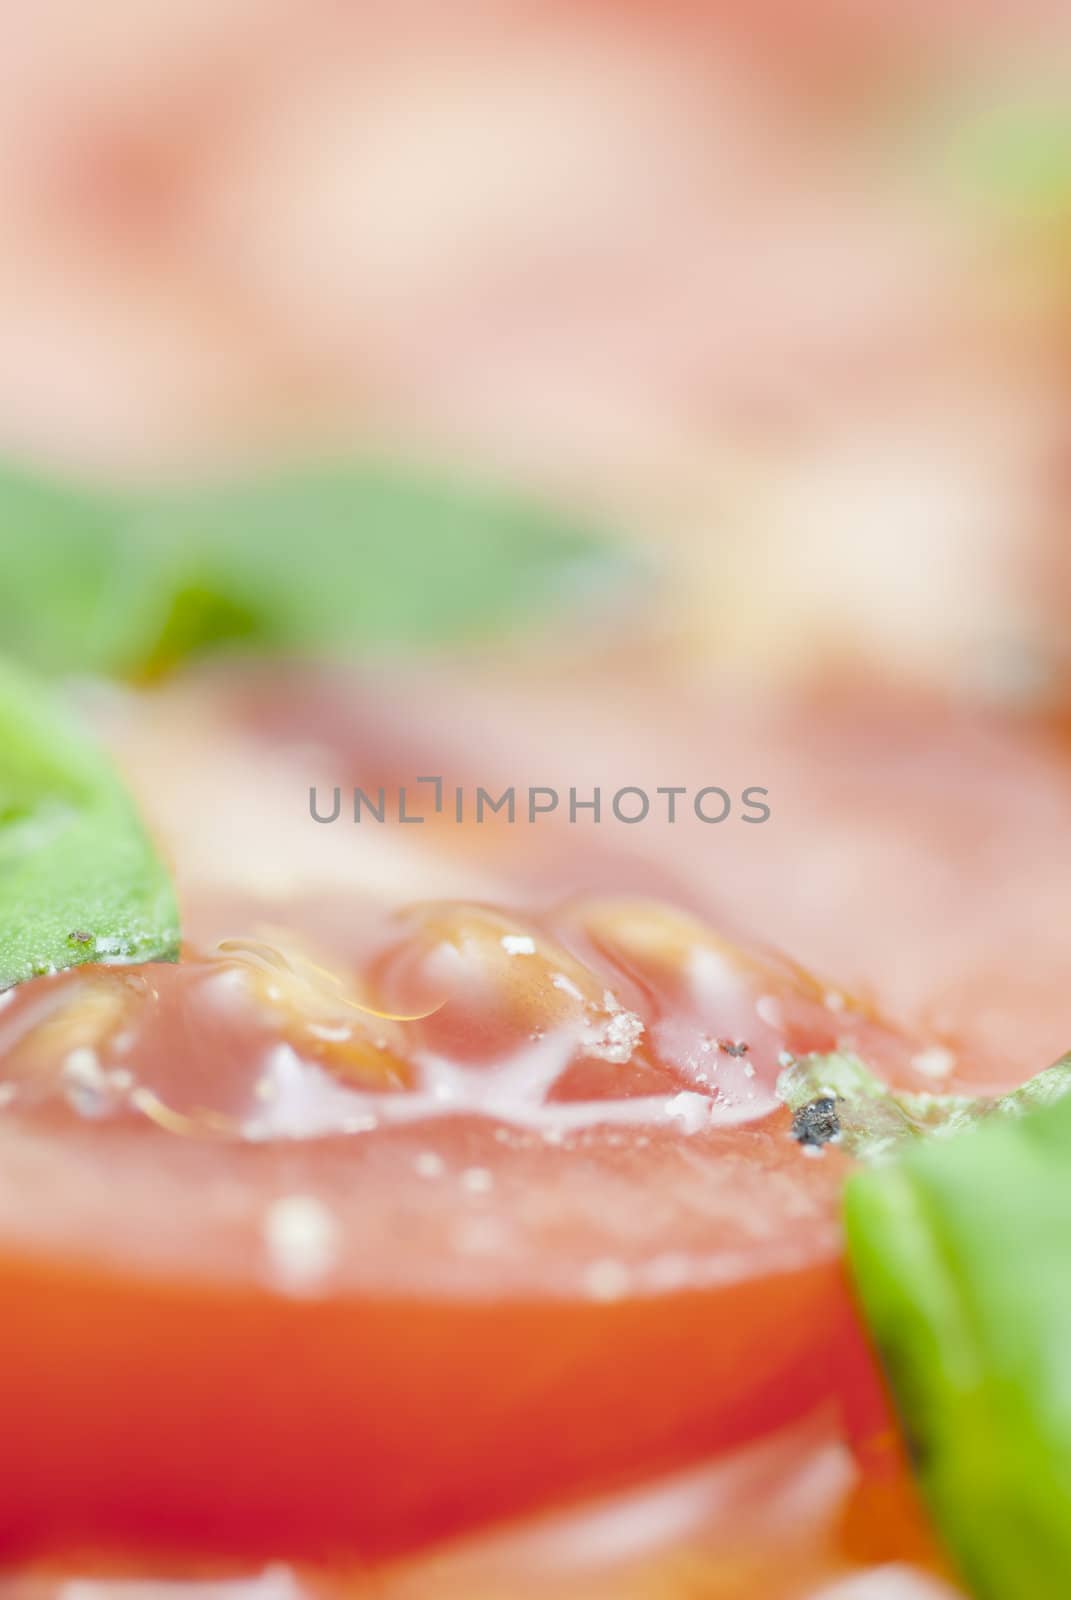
[5,0,1071,696]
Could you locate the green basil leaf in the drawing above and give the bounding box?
[845,1079,1071,1600]
[0,658,180,988]
[779,1050,1071,1162]
[0,459,632,679]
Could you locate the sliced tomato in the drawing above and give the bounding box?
[0,895,906,1561]
[0,1417,954,1600]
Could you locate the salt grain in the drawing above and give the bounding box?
[911,1047,956,1082]
[584,1259,631,1302]
[263,1194,340,1296]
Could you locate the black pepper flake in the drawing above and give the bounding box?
[717,1038,750,1058]
[67,930,93,946]
[791,1096,841,1148]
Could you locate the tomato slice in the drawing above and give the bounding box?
[0,895,911,1561]
[0,1417,955,1600]
[175,662,1071,1090]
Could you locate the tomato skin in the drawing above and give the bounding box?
[1,1242,857,1560]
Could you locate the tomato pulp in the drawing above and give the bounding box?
[0,896,910,1560]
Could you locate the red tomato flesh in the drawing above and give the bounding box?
[0,896,911,1560]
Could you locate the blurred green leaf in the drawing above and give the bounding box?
[0,459,630,679]
[845,1065,1071,1600]
[931,91,1071,220]
[0,658,180,989]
